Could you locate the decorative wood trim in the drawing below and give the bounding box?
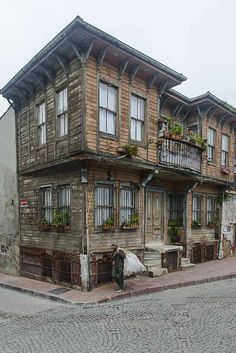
[96,47,107,70]
[129,64,139,84]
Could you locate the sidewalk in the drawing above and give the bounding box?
[0,256,236,305]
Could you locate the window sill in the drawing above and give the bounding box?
[56,135,68,143]
[99,132,118,140]
[36,144,47,151]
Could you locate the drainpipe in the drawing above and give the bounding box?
[80,166,91,291]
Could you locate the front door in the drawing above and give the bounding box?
[146,191,163,242]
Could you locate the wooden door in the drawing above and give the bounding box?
[146,192,163,242]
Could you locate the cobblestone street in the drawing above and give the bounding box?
[0,279,236,353]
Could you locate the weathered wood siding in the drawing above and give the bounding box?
[85,58,159,164]
[16,59,83,172]
[19,167,84,253]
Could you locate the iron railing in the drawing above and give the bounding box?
[158,137,202,172]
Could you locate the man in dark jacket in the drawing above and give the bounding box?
[111,244,126,292]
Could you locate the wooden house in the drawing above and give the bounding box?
[1,17,236,289]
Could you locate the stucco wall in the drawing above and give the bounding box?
[0,106,19,275]
[221,192,236,257]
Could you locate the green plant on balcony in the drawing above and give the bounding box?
[195,135,207,150]
[52,208,70,232]
[38,219,52,231]
[122,213,139,229]
[169,123,183,136]
[117,144,138,158]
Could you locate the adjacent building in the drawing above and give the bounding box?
[1,17,235,289]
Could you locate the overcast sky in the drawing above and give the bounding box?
[1,0,236,116]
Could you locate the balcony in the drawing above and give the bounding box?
[158,136,202,172]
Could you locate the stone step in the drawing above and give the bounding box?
[144,254,162,260]
[148,267,168,278]
[180,263,196,270]
[144,258,162,266]
[181,257,191,265]
[145,263,163,271]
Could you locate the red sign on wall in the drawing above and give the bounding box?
[20,200,29,207]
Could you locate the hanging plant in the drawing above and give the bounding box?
[117,144,138,158]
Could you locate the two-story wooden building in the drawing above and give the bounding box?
[1,17,236,289]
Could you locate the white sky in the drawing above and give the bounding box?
[1,0,236,115]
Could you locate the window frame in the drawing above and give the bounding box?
[37,101,46,145]
[99,81,117,136]
[56,87,68,138]
[221,134,229,167]
[40,186,53,223]
[168,193,184,226]
[192,193,202,223]
[57,184,71,226]
[119,184,137,226]
[206,195,216,225]
[130,93,145,143]
[95,182,114,230]
[207,128,216,163]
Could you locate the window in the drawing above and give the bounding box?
[40,187,52,223]
[131,94,145,142]
[168,194,184,226]
[192,194,201,222]
[57,88,68,137]
[120,185,136,225]
[207,196,216,225]
[37,102,46,145]
[95,183,114,228]
[58,185,71,225]
[221,134,229,167]
[207,128,216,162]
[99,82,117,135]
[187,124,198,135]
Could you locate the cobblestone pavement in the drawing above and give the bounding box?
[0,279,236,353]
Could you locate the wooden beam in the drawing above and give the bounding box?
[30,71,45,89]
[129,64,139,83]
[218,113,229,127]
[183,111,190,121]
[83,41,94,62]
[22,80,36,95]
[54,53,69,75]
[70,41,83,62]
[96,47,107,69]
[119,60,129,77]
[41,65,54,82]
[147,75,157,91]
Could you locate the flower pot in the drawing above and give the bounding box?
[103,224,114,231]
[39,223,51,232]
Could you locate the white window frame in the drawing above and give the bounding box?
[130,94,145,142]
[57,87,68,137]
[221,134,229,167]
[206,196,216,224]
[99,82,117,135]
[95,183,114,229]
[37,102,46,145]
[207,128,216,163]
[192,194,202,222]
[58,185,71,225]
[120,185,136,225]
[40,187,53,223]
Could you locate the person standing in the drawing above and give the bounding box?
[111,244,126,292]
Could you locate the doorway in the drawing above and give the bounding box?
[146,191,164,242]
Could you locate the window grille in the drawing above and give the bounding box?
[41,187,53,223]
[168,194,184,226]
[192,194,202,222]
[120,186,135,225]
[95,183,114,228]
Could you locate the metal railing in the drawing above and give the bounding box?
[158,137,202,172]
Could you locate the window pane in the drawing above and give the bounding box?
[108,86,117,112]
[131,119,136,140]
[208,128,215,146]
[107,111,115,135]
[131,95,137,118]
[136,120,142,142]
[137,98,145,121]
[99,83,107,108]
[222,135,229,152]
[57,88,67,114]
[99,108,107,132]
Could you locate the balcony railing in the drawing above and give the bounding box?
[158,136,202,172]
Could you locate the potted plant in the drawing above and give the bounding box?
[103,217,115,231]
[52,208,70,232]
[169,123,183,140]
[192,220,202,228]
[122,213,139,230]
[38,219,51,232]
[195,135,207,150]
[168,220,181,243]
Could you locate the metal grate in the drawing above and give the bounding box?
[163,251,178,272]
[42,255,52,277]
[59,256,71,283]
[97,259,112,283]
[205,245,215,261]
[192,244,202,263]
